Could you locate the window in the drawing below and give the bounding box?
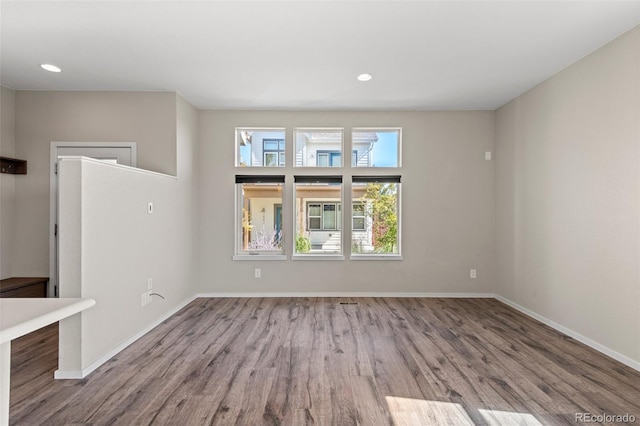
[316,150,358,167]
[307,203,322,230]
[307,202,344,230]
[235,175,285,258]
[263,139,285,167]
[236,128,286,167]
[352,203,366,230]
[294,176,343,255]
[351,176,401,255]
[233,126,402,261]
[294,129,343,167]
[352,129,401,167]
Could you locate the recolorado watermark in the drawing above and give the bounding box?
[575,412,636,423]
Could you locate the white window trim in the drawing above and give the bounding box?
[350,254,403,261]
[233,254,287,261]
[292,254,345,261]
[307,202,322,231]
[352,202,366,231]
[352,127,402,168]
[306,201,341,231]
[235,127,286,168]
[293,127,344,168]
[235,179,285,258]
[293,179,344,256]
[350,179,402,257]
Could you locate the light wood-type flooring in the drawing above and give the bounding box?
[9,298,640,425]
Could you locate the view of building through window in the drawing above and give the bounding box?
[294,176,343,254]
[352,177,401,254]
[353,129,400,168]
[236,176,284,254]
[236,129,286,167]
[235,127,401,258]
[294,129,344,167]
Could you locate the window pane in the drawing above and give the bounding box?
[264,140,279,150]
[295,129,343,167]
[295,180,342,254]
[264,152,278,167]
[308,204,321,216]
[309,217,321,230]
[237,180,283,254]
[351,181,400,254]
[353,129,400,168]
[236,129,285,167]
[323,204,336,229]
[317,153,329,167]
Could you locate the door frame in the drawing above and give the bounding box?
[49,142,137,297]
[274,204,283,243]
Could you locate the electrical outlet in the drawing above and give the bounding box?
[255,268,261,278]
[148,277,153,290]
[470,269,477,279]
[148,202,153,214]
[485,151,492,161]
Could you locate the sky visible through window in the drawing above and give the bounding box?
[369,131,399,167]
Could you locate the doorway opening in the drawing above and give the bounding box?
[49,142,137,297]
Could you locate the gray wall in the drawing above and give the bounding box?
[57,93,199,375]
[176,94,200,296]
[0,86,16,278]
[57,157,195,374]
[198,110,496,294]
[13,91,177,277]
[495,26,640,364]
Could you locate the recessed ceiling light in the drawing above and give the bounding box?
[41,64,62,73]
[357,73,372,82]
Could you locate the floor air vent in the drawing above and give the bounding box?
[339,302,359,305]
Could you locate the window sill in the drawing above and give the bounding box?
[233,255,287,261]
[349,254,403,261]
[291,254,345,261]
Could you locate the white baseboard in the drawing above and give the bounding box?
[54,295,197,380]
[195,292,495,298]
[494,295,640,372]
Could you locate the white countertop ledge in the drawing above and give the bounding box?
[0,298,96,344]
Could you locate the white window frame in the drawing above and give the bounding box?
[234,175,287,261]
[352,127,402,168]
[350,176,403,260]
[307,203,322,230]
[293,176,344,260]
[235,127,286,168]
[352,202,366,231]
[306,201,342,231]
[263,138,285,167]
[294,128,344,168]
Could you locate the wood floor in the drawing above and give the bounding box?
[9,298,640,425]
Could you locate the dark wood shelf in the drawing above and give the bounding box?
[0,277,48,298]
[0,156,27,174]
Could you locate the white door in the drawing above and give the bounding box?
[49,142,137,297]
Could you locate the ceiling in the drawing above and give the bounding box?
[1,1,639,110]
